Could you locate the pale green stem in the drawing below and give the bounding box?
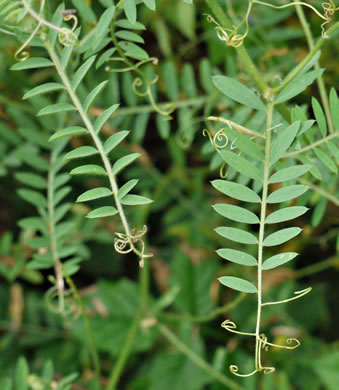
[47,150,65,314]
[298,178,339,206]
[255,101,273,371]
[158,324,245,390]
[283,131,339,158]
[45,41,145,260]
[273,22,339,94]
[294,1,334,133]
[295,256,339,278]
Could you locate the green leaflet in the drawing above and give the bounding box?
[265,206,309,224]
[270,121,300,165]
[49,126,88,142]
[156,113,170,140]
[71,0,96,23]
[120,41,149,61]
[54,186,72,205]
[219,150,263,181]
[212,75,266,112]
[227,129,265,161]
[217,248,257,266]
[269,165,311,183]
[14,357,29,390]
[211,179,261,203]
[23,83,64,99]
[329,88,339,129]
[54,204,72,223]
[77,187,112,202]
[115,19,146,30]
[94,6,116,49]
[18,189,47,208]
[10,57,53,70]
[218,276,257,293]
[118,179,139,199]
[263,227,302,247]
[94,104,120,134]
[70,164,107,176]
[116,30,144,43]
[314,147,338,174]
[124,0,137,25]
[71,56,97,91]
[37,103,75,116]
[262,252,298,270]
[215,227,258,244]
[212,204,259,224]
[104,131,130,154]
[111,153,140,176]
[312,97,327,137]
[120,194,153,205]
[18,217,46,232]
[143,0,156,10]
[15,172,47,189]
[87,206,118,219]
[266,184,308,204]
[64,146,98,160]
[84,80,109,113]
[275,69,324,104]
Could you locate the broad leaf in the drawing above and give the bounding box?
[213,76,266,111]
[218,276,257,293]
[211,179,261,203]
[263,227,302,247]
[64,146,98,160]
[217,248,257,266]
[77,187,112,202]
[70,164,107,176]
[213,204,259,224]
[118,179,139,199]
[94,104,119,133]
[262,252,298,270]
[265,206,309,224]
[87,206,118,218]
[121,194,153,205]
[104,131,130,154]
[23,83,64,99]
[266,185,308,203]
[219,150,263,181]
[37,103,75,116]
[269,164,311,183]
[270,121,300,165]
[111,153,140,175]
[71,56,97,91]
[49,126,88,142]
[215,227,257,244]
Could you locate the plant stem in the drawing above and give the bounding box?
[255,101,273,371]
[205,0,270,96]
[283,131,339,158]
[158,324,245,390]
[298,178,339,207]
[66,275,101,377]
[159,293,245,323]
[273,22,339,94]
[295,255,339,279]
[45,41,145,260]
[294,1,334,133]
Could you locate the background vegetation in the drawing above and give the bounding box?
[0,0,338,389]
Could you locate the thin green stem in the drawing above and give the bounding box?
[159,293,245,323]
[255,101,273,371]
[66,275,101,376]
[158,324,245,390]
[294,1,334,133]
[45,41,146,261]
[295,255,339,279]
[273,22,339,94]
[283,131,339,158]
[298,178,339,206]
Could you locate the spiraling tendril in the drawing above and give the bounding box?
[15,0,78,61]
[44,285,75,316]
[114,225,153,267]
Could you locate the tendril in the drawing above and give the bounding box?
[114,225,153,267]
[230,365,258,377]
[321,2,335,38]
[44,285,74,316]
[262,287,312,306]
[259,333,301,350]
[221,319,256,337]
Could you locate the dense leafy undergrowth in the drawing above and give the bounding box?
[0,0,338,389]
